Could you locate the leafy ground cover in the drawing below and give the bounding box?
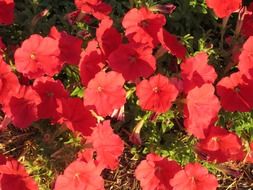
[0,0,253,189]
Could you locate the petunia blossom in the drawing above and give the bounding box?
[184,84,221,139]
[79,40,105,87]
[122,7,166,47]
[108,43,156,81]
[54,160,104,190]
[88,120,124,170]
[170,163,218,190]
[216,72,253,112]
[206,0,242,18]
[136,74,179,113]
[238,36,253,79]
[15,34,63,79]
[33,76,68,119]
[74,0,112,20]
[2,86,41,129]
[56,97,97,136]
[196,126,245,163]
[0,57,20,105]
[0,156,38,190]
[157,28,186,59]
[135,153,181,190]
[96,18,122,57]
[181,52,217,93]
[83,71,126,116]
[49,26,83,65]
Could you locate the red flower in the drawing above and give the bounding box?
[238,36,253,78]
[135,153,181,190]
[49,26,83,65]
[206,0,242,18]
[136,74,179,113]
[241,3,253,37]
[56,97,96,136]
[0,57,20,105]
[0,156,38,190]
[84,71,126,116]
[170,163,218,190]
[14,34,63,79]
[0,0,14,25]
[157,29,186,59]
[2,86,41,129]
[216,72,253,112]
[88,120,124,170]
[79,40,105,87]
[74,0,112,20]
[108,43,156,81]
[54,160,104,190]
[96,18,122,57]
[184,84,221,139]
[196,126,245,163]
[181,52,217,93]
[33,76,68,119]
[122,7,166,47]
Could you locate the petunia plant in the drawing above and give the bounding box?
[0,0,253,189]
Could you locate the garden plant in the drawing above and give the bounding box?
[0,0,253,189]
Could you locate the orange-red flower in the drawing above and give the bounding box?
[136,74,179,113]
[122,7,166,47]
[15,34,63,79]
[196,126,245,162]
[84,71,126,116]
[135,153,181,190]
[206,0,242,18]
[184,84,221,139]
[170,163,218,190]
[108,43,156,81]
[0,156,38,190]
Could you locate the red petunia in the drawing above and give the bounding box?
[56,97,96,136]
[108,43,156,81]
[0,156,38,190]
[33,76,68,119]
[157,29,186,59]
[14,34,63,79]
[136,74,179,113]
[135,153,181,190]
[88,120,124,170]
[181,52,217,93]
[216,72,253,112]
[49,26,83,65]
[79,40,105,87]
[170,163,218,190]
[184,84,221,139]
[74,0,112,20]
[96,18,122,57]
[0,57,20,105]
[206,0,242,18]
[238,36,253,78]
[54,160,104,190]
[122,7,166,47]
[241,3,253,37]
[196,126,245,163]
[0,0,14,25]
[83,71,126,116]
[2,86,41,129]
